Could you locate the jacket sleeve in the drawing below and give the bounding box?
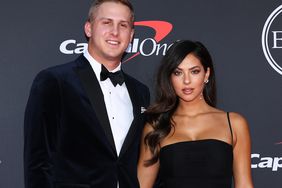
[24,70,60,188]
[141,82,150,109]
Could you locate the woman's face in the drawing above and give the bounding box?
[171,53,210,104]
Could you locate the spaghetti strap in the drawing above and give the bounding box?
[226,112,233,146]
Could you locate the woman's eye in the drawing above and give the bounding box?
[191,69,200,74]
[173,70,182,76]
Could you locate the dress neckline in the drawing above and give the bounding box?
[160,139,233,151]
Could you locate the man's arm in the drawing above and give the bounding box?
[24,70,60,188]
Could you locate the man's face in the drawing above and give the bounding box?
[85,2,134,66]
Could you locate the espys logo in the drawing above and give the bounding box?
[59,21,173,62]
[262,5,282,75]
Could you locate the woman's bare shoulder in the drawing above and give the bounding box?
[228,112,248,127]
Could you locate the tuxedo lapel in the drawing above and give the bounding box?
[119,75,142,157]
[75,56,117,155]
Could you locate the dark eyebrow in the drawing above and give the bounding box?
[175,65,201,70]
[189,66,201,70]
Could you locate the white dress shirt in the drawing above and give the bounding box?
[83,50,134,156]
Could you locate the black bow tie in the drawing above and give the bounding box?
[100,64,124,86]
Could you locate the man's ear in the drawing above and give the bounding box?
[130,28,134,42]
[84,21,92,38]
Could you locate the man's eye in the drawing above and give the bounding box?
[120,23,129,28]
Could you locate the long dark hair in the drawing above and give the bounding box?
[144,40,216,166]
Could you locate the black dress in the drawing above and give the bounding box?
[158,113,233,188]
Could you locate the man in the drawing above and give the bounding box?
[24,0,150,188]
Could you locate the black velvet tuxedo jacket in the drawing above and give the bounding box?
[24,55,150,188]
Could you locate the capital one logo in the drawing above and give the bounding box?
[59,21,173,62]
[262,5,282,75]
[251,153,282,171]
[251,142,282,171]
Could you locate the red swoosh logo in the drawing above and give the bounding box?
[123,21,173,63]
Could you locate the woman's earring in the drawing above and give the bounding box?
[204,79,209,84]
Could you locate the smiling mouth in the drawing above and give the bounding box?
[106,40,120,45]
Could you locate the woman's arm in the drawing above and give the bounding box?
[231,112,254,188]
[138,123,160,188]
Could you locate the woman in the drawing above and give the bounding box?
[138,40,253,188]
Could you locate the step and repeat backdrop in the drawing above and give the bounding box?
[0,0,281,187]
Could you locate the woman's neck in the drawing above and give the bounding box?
[175,99,212,117]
